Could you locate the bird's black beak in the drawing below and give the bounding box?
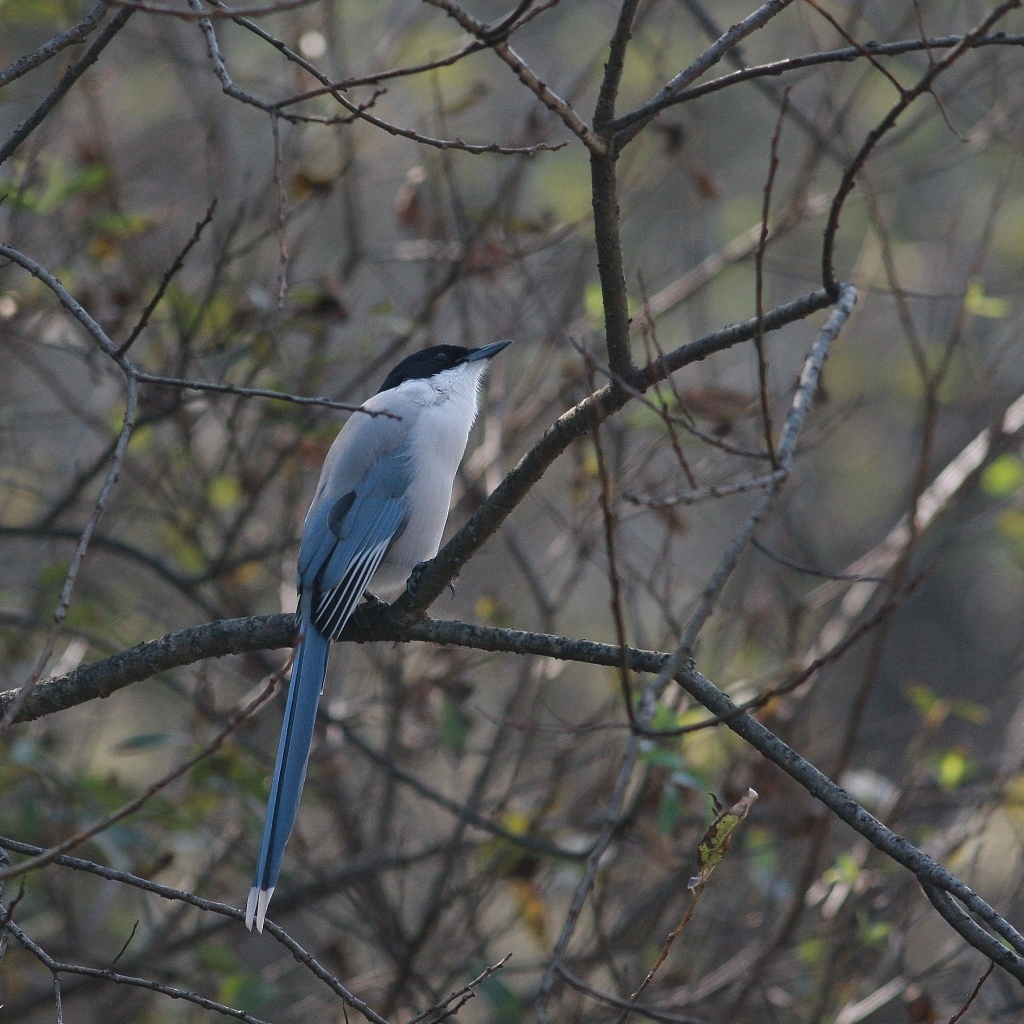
[465,339,512,362]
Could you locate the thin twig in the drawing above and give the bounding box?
[424,0,607,153]
[625,469,784,507]
[536,737,639,1023]
[405,955,512,1024]
[821,1,1023,295]
[556,965,713,1024]
[0,6,134,168]
[106,0,319,18]
[134,372,385,414]
[270,114,288,307]
[117,199,218,357]
[640,284,857,718]
[0,1,110,89]
[0,375,138,730]
[206,0,563,151]
[946,962,994,1024]
[0,911,275,1024]
[802,0,907,97]
[0,666,283,881]
[612,0,797,142]
[753,90,789,467]
[750,537,886,583]
[647,32,1024,107]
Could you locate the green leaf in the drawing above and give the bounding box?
[823,851,860,886]
[475,593,511,626]
[37,560,71,598]
[192,748,267,798]
[982,455,1024,497]
[87,211,153,239]
[638,742,685,771]
[797,936,827,967]
[689,788,757,891]
[656,783,682,835]
[998,508,1024,540]
[3,0,67,27]
[583,280,639,326]
[478,971,528,1024]
[112,732,174,754]
[964,278,1009,319]
[530,150,591,222]
[936,749,971,791]
[0,158,109,214]
[218,973,275,1014]
[950,699,989,725]
[856,908,893,947]
[584,281,605,323]
[649,702,680,732]
[158,524,206,574]
[207,476,243,511]
[904,682,949,728]
[197,941,238,973]
[439,695,470,759]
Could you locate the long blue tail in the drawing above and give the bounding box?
[246,605,330,932]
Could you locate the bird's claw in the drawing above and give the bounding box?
[406,562,457,600]
[406,561,429,600]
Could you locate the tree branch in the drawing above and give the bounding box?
[6,599,1021,980]
[0,5,134,169]
[821,0,1023,295]
[611,0,797,144]
[0,1,110,89]
[394,287,835,613]
[650,33,1024,107]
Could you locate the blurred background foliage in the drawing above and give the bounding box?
[3,0,1024,1021]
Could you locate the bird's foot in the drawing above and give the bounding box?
[406,563,457,601]
[362,591,389,609]
[406,562,458,601]
[405,561,430,600]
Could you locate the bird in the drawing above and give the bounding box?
[246,339,511,932]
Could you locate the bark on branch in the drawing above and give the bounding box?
[4,602,1024,981]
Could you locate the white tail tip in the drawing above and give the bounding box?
[245,885,275,932]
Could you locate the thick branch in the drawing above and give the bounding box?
[0,614,296,723]
[0,608,703,724]
[593,0,642,130]
[591,154,635,376]
[5,599,1024,980]
[676,667,1024,977]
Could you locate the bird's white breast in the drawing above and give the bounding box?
[371,366,484,596]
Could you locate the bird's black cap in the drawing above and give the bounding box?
[376,340,511,394]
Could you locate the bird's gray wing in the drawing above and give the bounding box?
[297,396,411,578]
[298,447,411,640]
